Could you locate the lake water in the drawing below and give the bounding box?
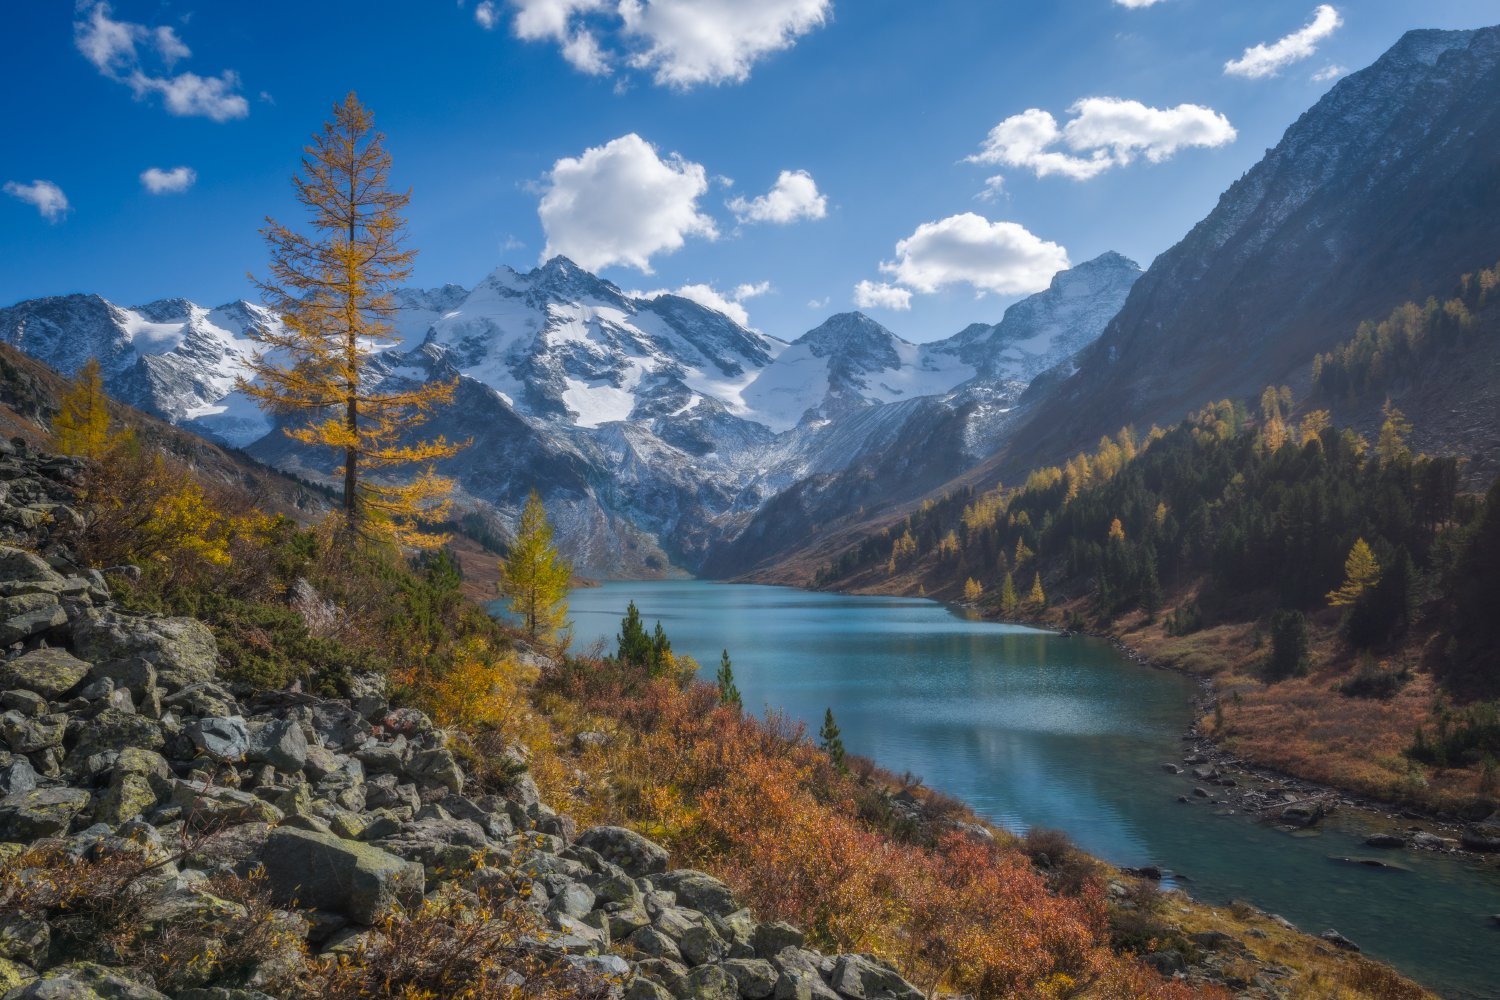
[559,580,1500,999]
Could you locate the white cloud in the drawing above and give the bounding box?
[619,0,831,88]
[727,169,827,225]
[879,213,1069,297]
[504,0,830,88]
[475,1,500,29]
[852,281,912,312]
[73,2,248,121]
[140,166,197,194]
[807,296,830,310]
[968,97,1235,182]
[538,133,717,273]
[4,180,70,222]
[1115,0,1167,6]
[1225,5,1342,79]
[1312,63,1346,82]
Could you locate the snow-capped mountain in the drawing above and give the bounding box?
[0,253,1137,576]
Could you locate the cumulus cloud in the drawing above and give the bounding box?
[475,1,500,29]
[968,97,1235,182]
[74,2,248,121]
[504,0,829,87]
[538,133,717,273]
[1225,5,1342,79]
[4,180,70,222]
[728,169,827,225]
[853,281,912,311]
[140,166,197,194]
[647,280,771,328]
[1312,63,1346,82]
[879,213,1069,297]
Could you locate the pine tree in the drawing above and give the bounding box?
[52,359,119,459]
[999,572,1019,616]
[716,650,742,709]
[617,601,651,668]
[239,93,463,548]
[1327,538,1381,607]
[819,708,846,772]
[649,621,673,678]
[497,491,572,645]
[1028,572,1046,609]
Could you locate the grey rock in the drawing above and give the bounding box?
[309,701,372,752]
[0,594,68,646]
[0,648,89,698]
[0,914,49,967]
[404,747,463,795]
[576,826,671,878]
[188,715,250,762]
[722,959,778,1000]
[827,955,922,1000]
[71,610,219,690]
[656,870,737,917]
[679,925,729,967]
[246,717,308,772]
[0,786,89,839]
[0,753,37,798]
[752,923,805,960]
[0,711,65,753]
[261,826,425,925]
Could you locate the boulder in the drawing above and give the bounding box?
[404,748,463,795]
[1320,929,1360,952]
[0,755,37,798]
[0,787,90,840]
[187,716,250,763]
[679,965,739,1000]
[827,955,922,1000]
[1460,821,1500,852]
[0,547,64,585]
[0,649,89,699]
[0,595,68,646]
[752,923,805,960]
[722,959,778,1000]
[0,712,65,753]
[655,870,738,917]
[64,710,163,764]
[576,826,671,878]
[309,702,371,752]
[71,611,219,690]
[679,924,729,967]
[1364,833,1406,849]
[261,826,425,924]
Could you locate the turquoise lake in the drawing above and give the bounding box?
[557,580,1500,999]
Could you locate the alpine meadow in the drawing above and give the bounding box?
[2,3,1500,1000]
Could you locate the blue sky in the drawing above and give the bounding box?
[2,0,1495,343]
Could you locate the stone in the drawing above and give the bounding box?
[1364,833,1406,849]
[404,748,463,795]
[679,925,729,967]
[625,978,675,1000]
[64,710,163,764]
[0,594,68,646]
[567,954,632,979]
[0,958,33,994]
[679,965,739,1000]
[94,772,157,827]
[752,923,805,960]
[1320,929,1360,952]
[0,915,48,967]
[261,826,425,925]
[576,826,671,878]
[0,649,89,699]
[1460,821,1500,852]
[0,711,65,753]
[827,955,922,1000]
[71,611,219,690]
[546,881,597,919]
[0,691,46,717]
[87,658,157,701]
[23,963,168,999]
[0,787,90,840]
[0,754,37,798]
[722,959,778,1000]
[0,547,64,585]
[607,906,653,940]
[170,780,283,829]
[631,925,686,962]
[188,716,251,762]
[309,702,372,752]
[656,870,738,917]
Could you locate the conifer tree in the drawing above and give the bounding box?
[1377,400,1413,463]
[239,93,463,548]
[1028,571,1047,609]
[999,572,1019,616]
[617,601,651,667]
[963,577,984,603]
[52,359,119,459]
[716,650,742,709]
[1327,538,1381,607]
[649,622,673,677]
[498,490,572,645]
[819,708,846,772]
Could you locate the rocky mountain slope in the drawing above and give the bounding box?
[0,256,1139,577]
[0,439,942,1000]
[1003,25,1500,475]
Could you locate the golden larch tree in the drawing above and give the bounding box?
[1028,572,1046,609]
[52,359,119,459]
[239,92,462,548]
[499,490,573,645]
[1328,538,1381,607]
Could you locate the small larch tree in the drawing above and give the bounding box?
[239,92,462,548]
[498,490,572,646]
[1327,538,1381,607]
[999,572,1018,616]
[963,577,984,604]
[1028,572,1046,610]
[52,359,120,460]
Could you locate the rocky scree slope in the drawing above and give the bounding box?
[0,440,930,1000]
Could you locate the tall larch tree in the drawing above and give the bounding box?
[52,359,119,459]
[498,490,573,646]
[239,93,462,548]
[1327,538,1381,607]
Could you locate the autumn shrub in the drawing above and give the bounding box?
[303,883,610,1000]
